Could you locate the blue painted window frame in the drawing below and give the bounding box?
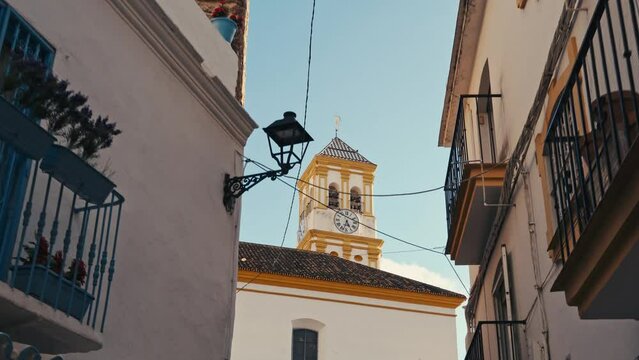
[0,1,55,277]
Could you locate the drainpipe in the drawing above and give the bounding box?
[522,168,551,360]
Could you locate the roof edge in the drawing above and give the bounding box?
[314,154,378,171]
[238,270,465,309]
[438,0,488,147]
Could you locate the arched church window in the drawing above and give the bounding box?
[350,187,361,213]
[292,329,318,360]
[328,184,339,208]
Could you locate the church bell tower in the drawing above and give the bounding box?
[297,137,383,268]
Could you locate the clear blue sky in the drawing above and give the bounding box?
[240,1,469,357]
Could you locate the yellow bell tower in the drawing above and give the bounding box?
[297,137,383,268]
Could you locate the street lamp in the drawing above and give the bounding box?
[223,111,313,213]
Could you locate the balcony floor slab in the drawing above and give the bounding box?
[0,281,102,354]
[552,139,639,320]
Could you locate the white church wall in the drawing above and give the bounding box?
[232,282,459,360]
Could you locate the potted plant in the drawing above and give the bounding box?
[4,53,122,204]
[12,236,94,321]
[0,57,55,160]
[210,1,242,43]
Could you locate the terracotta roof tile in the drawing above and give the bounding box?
[238,242,464,299]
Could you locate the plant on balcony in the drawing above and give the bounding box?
[52,251,87,286]
[21,238,88,286]
[2,53,121,162]
[2,53,120,204]
[209,1,242,42]
[16,236,94,320]
[20,236,50,266]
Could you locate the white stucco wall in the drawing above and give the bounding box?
[232,282,459,360]
[154,0,239,90]
[453,0,639,359]
[5,1,254,359]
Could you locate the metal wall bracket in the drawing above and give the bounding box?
[223,169,284,213]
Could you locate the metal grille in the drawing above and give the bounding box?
[465,321,526,360]
[444,94,501,234]
[545,0,639,262]
[0,3,123,332]
[0,3,55,275]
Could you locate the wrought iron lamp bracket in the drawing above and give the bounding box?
[223,168,287,213]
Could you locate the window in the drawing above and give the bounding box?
[328,184,339,208]
[477,61,497,163]
[0,5,55,93]
[350,188,361,213]
[292,329,318,360]
[492,245,519,360]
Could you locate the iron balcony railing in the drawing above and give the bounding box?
[0,97,124,332]
[465,320,526,360]
[445,94,501,233]
[0,1,123,334]
[544,0,639,262]
[0,98,124,331]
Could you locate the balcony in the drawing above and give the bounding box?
[0,96,124,353]
[0,332,63,359]
[464,321,526,360]
[545,0,639,319]
[444,94,506,265]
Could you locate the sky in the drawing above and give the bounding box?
[239,1,469,358]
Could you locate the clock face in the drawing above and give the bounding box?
[334,209,359,234]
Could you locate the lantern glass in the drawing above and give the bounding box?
[263,111,313,147]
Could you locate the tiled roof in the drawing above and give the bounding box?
[238,242,464,299]
[317,137,373,164]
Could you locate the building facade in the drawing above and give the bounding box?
[440,0,639,359]
[232,138,465,360]
[0,0,255,359]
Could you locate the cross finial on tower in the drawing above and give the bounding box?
[334,115,341,138]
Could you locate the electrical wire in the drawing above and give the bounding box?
[244,156,510,198]
[385,246,446,255]
[293,175,444,197]
[237,0,317,294]
[302,0,316,129]
[247,158,470,295]
[249,159,445,254]
[237,0,473,296]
